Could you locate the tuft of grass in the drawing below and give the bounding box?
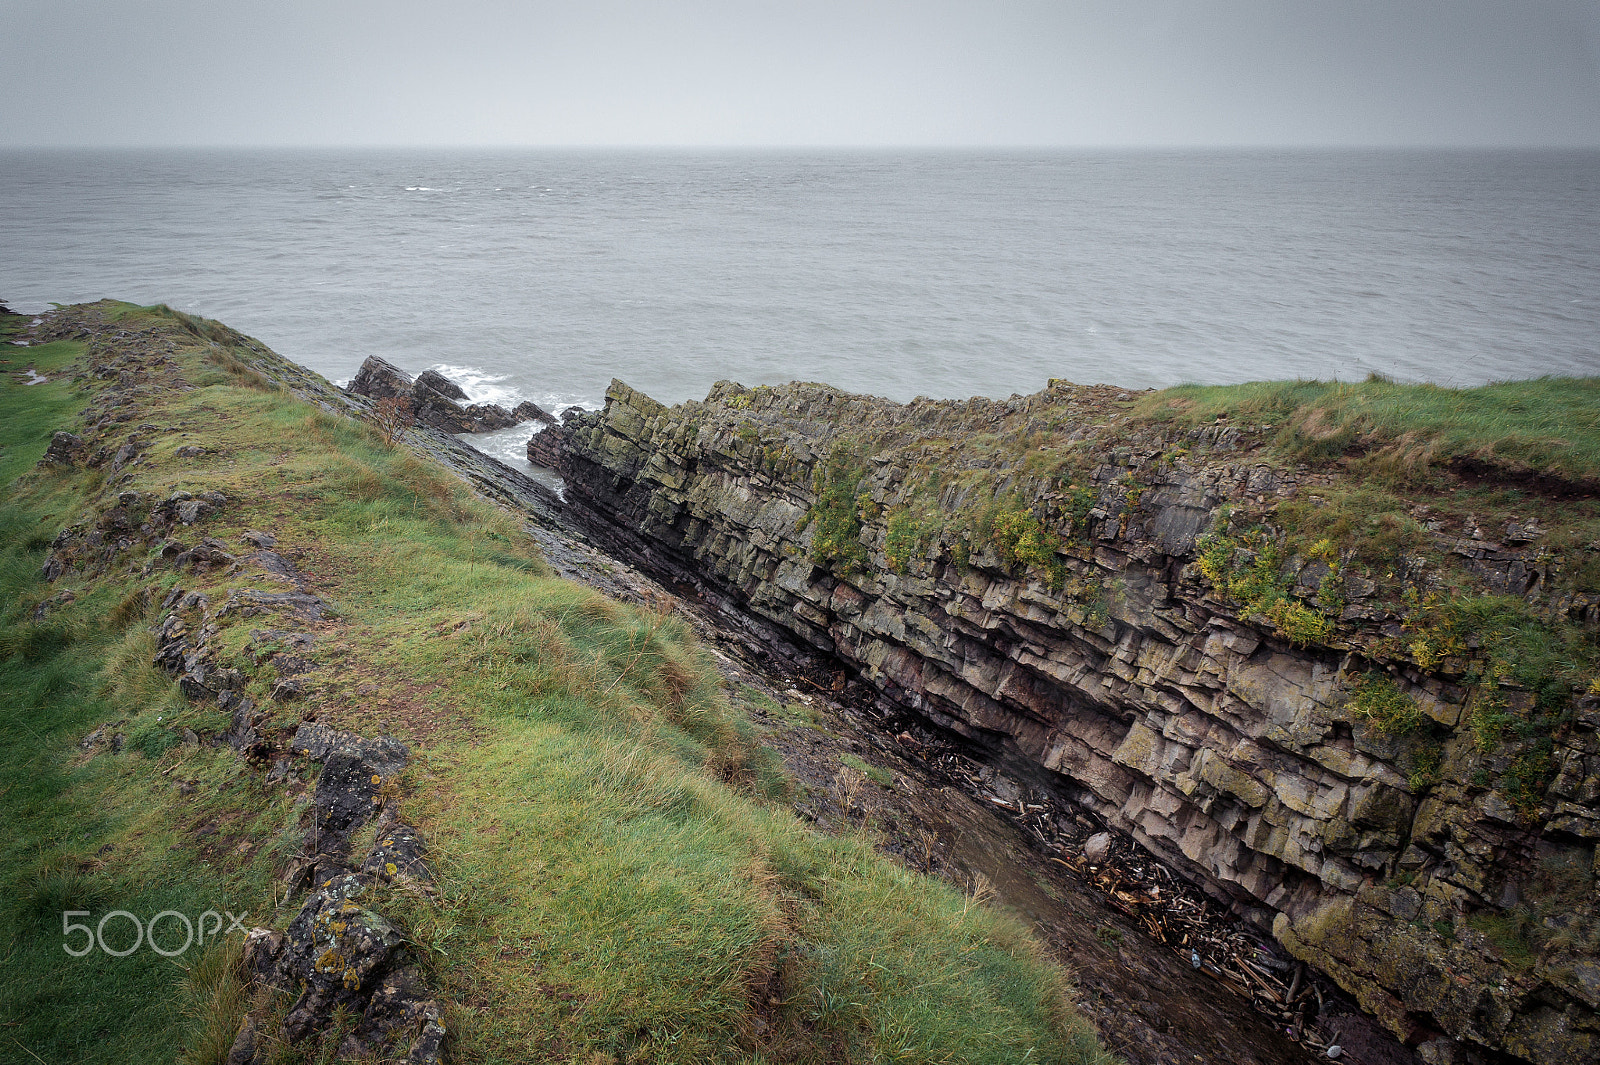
[1346,674,1427,736]
[176,938,250,1065]
[1274,485,1430,568]
[841,753,894,788]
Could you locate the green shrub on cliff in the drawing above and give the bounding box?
[979,502,1068,589]
[807,443,870,568]
[1347,675,1428,735]
[1194,520,1337,647]
[884,506,919,572]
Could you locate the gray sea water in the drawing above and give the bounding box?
[3,148,1597,471]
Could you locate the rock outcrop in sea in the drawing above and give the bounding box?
[347,354,554,434]
[533,377,1600,1065]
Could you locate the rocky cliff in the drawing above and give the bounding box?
[538,377,1600,1065]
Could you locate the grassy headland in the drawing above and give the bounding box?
[0,303,1111,1064]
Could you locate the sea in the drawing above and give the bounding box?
[3,148,1597,473]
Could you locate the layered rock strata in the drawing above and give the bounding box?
[539,378,1600,1065]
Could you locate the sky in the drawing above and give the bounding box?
[3,0,1598,148]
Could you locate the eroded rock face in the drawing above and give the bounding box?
[414,369,468,401]
[348,355,413,401]
[546,378,1600,1065]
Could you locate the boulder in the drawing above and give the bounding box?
[527,421,569,471]
[361,822,432,886]
[277,873,405,1042]
[514,399,559,426]
[413,369,467,401]
[347,355,414,401]
[314,735,409,845]
[40,431,85,467]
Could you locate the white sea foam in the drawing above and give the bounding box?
[427,363,521,408]
[425,362,603,419]
[456,422,564,495]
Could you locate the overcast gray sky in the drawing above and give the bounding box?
[4,0,1598,147]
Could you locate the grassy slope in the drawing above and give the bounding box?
[0,319,271,1063]
[0,304,1111,1065]
[1137,375,1600,482]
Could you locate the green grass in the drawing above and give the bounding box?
[840,753,894,788]
[807,443,871,569]
[1135,375,1600,483]
[0,335,281,1063]
[0,332,88,486]
[0,302,1114,1065]
[735,685,820,730]
[1193,519,1338,647]
[1346,675,1427,736]
[411,726,1092,1063]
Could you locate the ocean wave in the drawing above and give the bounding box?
[454,422,565,494]
[427,363,520,407]
[426,363,603,418]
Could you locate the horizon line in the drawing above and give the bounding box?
[4,141,1600,153]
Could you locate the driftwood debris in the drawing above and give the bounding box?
[916,743,1335,1053]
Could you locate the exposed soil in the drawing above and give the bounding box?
[1443,456,1600,502]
